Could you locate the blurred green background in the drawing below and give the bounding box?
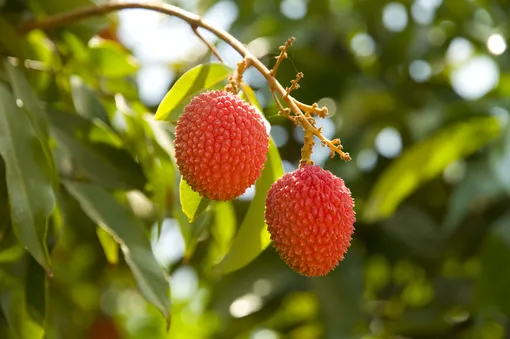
[1,0,510,338]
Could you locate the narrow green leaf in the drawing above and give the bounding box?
[209,202,236,264]
[4,61,50,141]
[475,215,510,315]
[25,256,46,326]
[241,83,263,112]
[63,182,171,321]
[175,204,213,260]
[216,139,283,274]
[0,260,44,339]
[382,206,445,259]
[442,162,504,234]
[180,177,211,223]
[364,117,502,222]
[490,125,510,192]
[0,84,53,272]
[49,117,146,190]
[70,76,109,123]
[4,61,58,184]
[97,227,119,265]
[154,62,232,121]
[0,287,44,339]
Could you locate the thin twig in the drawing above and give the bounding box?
[19,1,350,161]
[191,25,223,62]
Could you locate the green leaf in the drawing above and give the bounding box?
[4,61,50,141]
[49,110,146,190]
[442,162,504,234]
[490,124,510,193]
[382,206,445,259]
[0,84,53,272]
[154,62,232,121]
[475,213,510,315]
[0,259,44,339]
[32,0,108,39]
[63,181,171,321]
[24,256,46,326]
[209,202,236,264]
[4,61,58,184]
[179,177,211,223]
[89,39,139,78]
[0,18,32,57]
[364,117,502,222]
[0,285,44,339]
[97,227,119,265]
[312,247,364,337]
[175,204,213,260]
[216,139,283,274]
[70,76,109,123]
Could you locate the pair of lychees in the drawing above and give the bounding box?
[174,90,355,277]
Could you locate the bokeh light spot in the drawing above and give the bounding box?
[409,60,432,82]
[357,149,378,172]
[383,3,408,32]
[230,293,263,318]
[350,33,376,57]
[280,0,307,20]
[450,56,499,100]
[486,33,507,55]
[375,127,402,158]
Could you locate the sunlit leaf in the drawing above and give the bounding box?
[0,84,53,272]
[180,177,211,223]
[241,83,263,112]
[89,39,139,78]
[97,227,119,265]
[216,139,283,274]
[64,181,171,321]
[154,62,232,121]
[365,117,502,222]
[209,201,236,264]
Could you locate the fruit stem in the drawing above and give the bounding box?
[18,1,351,162]
[299,113,315,168]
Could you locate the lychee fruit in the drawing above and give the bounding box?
[174,90,269,201]
[265,165,355,277]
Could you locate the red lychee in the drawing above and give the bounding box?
[175,90,269,201]
[265,165,355,277]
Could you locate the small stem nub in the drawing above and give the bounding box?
[270,37,295,76]
[225,58,249,94]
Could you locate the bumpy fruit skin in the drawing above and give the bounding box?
[175,90,269,201]
[265,165,355,277]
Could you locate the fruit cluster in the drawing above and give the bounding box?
[175,90,355,277]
